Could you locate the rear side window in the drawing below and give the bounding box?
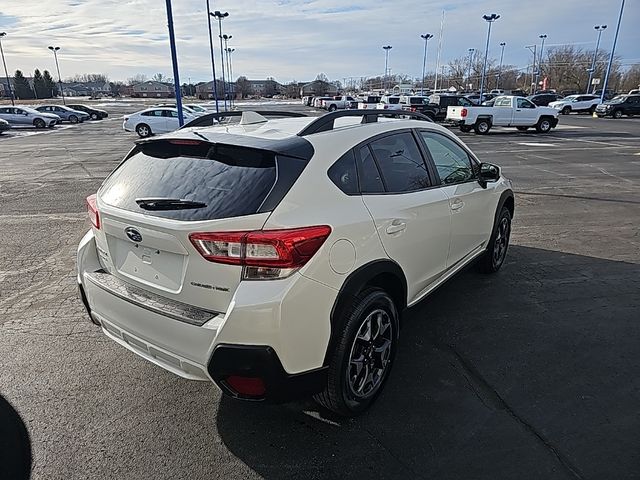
[100,141,282,221]
[328,150,358,195]
[369,133,431,193]
[357,146,385,194]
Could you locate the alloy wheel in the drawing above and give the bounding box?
[347,309,393,399]
[493,217,510,268]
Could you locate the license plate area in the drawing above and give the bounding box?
[110,236,185,293]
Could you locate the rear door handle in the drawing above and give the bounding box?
[386,220,406,235]
[450,198,464,211]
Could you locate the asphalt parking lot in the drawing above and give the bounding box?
[1,101,639,479]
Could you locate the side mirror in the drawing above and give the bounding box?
[478,162,500,187]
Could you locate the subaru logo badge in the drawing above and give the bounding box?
[125,227,142,243]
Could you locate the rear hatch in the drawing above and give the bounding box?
[94,138,306,314]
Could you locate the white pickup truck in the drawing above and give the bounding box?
[376,95,403,111]
[323,95,358,111]
[446,95,559,134]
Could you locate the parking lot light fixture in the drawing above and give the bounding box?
[226,47,235,107]
[479,13,500,100]
[383,45,392,91]
[525,44,537,94]
[212,11,229,110]
[497,42,506,90]
[536,35,547,91]
[587,25,607,94]
[0,32,15,106]
[48,46,65,105]
[222,34,233,107]
[420,34,433,96]
[467,48,474,91]
[206,0,219,114]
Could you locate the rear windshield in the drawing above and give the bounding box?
[99,141,280,221]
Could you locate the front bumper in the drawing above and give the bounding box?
[77,230,336,400]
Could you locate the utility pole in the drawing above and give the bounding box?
[164,0,184,125]
[467,48,474,91]
[383,45,392,91]
[497,42,506,89]
[0,33,15,105]
[48,46,65,105]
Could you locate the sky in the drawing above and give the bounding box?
[0,0,638,84]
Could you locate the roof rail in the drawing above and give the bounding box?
[181,110,308,129]
[297,109,433,137]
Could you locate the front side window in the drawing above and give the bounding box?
[517,98,535,109]
[420,131,476,185]
[369,133,431,193]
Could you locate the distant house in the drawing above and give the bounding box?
[248,79,282,97]
[195,80,232,100]
[62,83,91,96]
[300,80,338,97]
[132,80,174,98]
[121,84,135,97]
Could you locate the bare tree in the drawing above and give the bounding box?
[127,74,147,86]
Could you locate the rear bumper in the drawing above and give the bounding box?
[77,229,336,400]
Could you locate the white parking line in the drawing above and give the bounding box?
[517,142,557,147]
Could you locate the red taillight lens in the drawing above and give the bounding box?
[86,194,100,230]
[189,226,332,279]
[461,108,468,118]
[225,376,266,397]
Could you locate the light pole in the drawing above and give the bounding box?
[383,45,392,91]
[467,48,474,91]
[535,34,547,91]
[479,13,500,100]
[420,34,433,95]
[222,34,233,107]
[226,47,235,107]
[206,0,219,113]
[212,11,229,110]
[164,0,184,125]
[587,25,607,94]
[48,46,65,105]
[496,42,506,89]
[0,32,14,105]
[525,44,537,94]
[601,0,625,102]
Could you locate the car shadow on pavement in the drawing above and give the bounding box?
[215,245,640,480]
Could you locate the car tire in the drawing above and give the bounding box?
[535,117,552,133]
[328,105,337,112]
[33,119,45,129]
[69,115,79,124]
[516,126,529,131]
[314,287,398,417]
[613,109,623,119]
[474,119,491,135]
[459,125,473,133]
[561,106,571,115]
[136,123,152,138]
[90,113,99,120]
[478,206,511,274]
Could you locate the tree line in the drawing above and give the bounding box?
[8,69,59,99]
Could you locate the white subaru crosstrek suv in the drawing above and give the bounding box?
[78,110,514,416]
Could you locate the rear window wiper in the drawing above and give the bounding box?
[135,198,207,211]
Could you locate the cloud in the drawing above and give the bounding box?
[0,0,637,83]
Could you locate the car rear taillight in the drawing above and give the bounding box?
[410,107,416,112]
[189,225,331,280]
[461,108,468,118]
[86,194,100,230]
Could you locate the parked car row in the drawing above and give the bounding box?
[0,104,108,131]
